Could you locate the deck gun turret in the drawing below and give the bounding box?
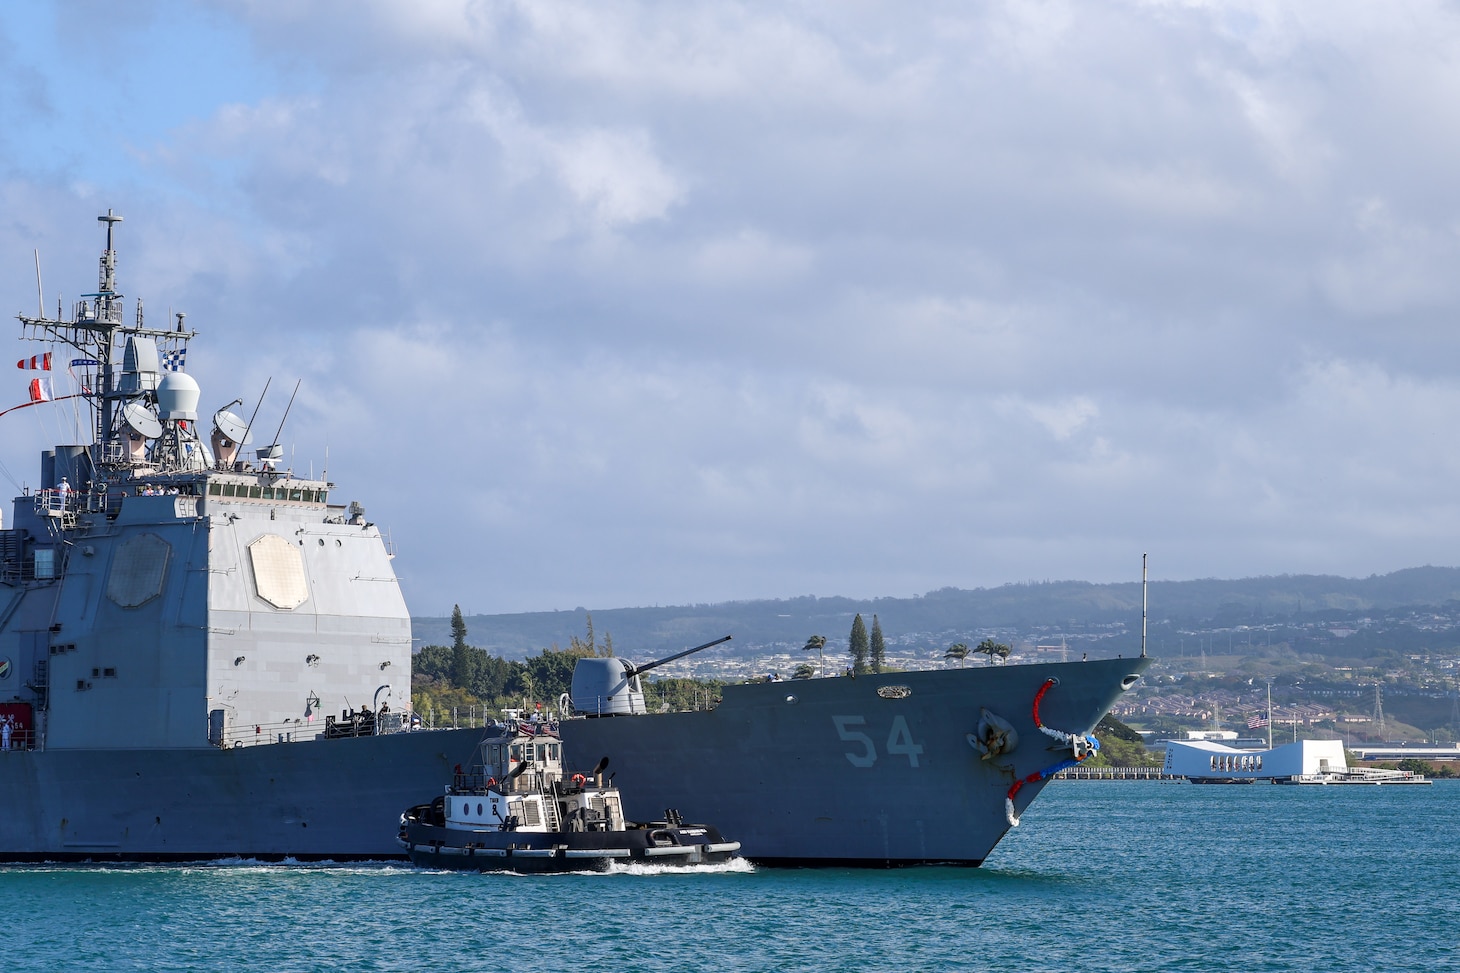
[568,635,732,716]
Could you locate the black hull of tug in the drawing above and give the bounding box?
[398,811,738,873]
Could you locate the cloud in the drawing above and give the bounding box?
[5,0,1460,615]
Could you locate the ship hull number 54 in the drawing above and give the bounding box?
[832,715,924,768]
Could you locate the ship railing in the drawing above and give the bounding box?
[219,718,328,748]
[74,299,123,325]
[215,711,417,748]
[0,728,36,752]
[34,489,74,518]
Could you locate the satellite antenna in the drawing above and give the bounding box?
[211,398,254,469]
[212,402,253,445]
[122,401,163,439]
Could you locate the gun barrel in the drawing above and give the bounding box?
[628,635,733,677]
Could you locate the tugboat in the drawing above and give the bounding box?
[398,718,741,872]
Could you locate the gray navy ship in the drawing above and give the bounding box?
[2,211,1148,866]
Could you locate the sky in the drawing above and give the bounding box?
[3,1,1460,616]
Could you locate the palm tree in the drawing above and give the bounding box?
[945,642,970,668]
[803,635,827,675]
[975,637,1010,666]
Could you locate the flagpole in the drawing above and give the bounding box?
[0,393,85,421]
[1140,552,1148,658]
[1267,680,1273,751]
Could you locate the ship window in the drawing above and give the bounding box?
[104,668,117,678]
[209,482,222,496]
[510,745,522,761]
[249,486,262,499]
[222,483,237,497]
[289,488,303,502]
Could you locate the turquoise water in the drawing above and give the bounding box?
[5,781,1457,972]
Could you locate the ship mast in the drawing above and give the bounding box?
[15,210,196,472]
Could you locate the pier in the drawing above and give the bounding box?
[1053,766,1181,781]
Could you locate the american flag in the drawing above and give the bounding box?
[1247,713,1270,729]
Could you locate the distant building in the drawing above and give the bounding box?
[1163,738,1347,782]
[1347,743,1460,763]
[1182,730,1238,741]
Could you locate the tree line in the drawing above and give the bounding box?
[412,607,727,721]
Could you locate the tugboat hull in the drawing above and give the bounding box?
[398,816,739,873]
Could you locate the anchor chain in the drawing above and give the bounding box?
[1004,677,1099,827]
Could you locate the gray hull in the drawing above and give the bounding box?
[0,728,481,861]
[561,656,1146,866]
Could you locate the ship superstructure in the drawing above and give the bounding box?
[0,212,481,860]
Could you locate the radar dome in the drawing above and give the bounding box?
[157,371,201,421]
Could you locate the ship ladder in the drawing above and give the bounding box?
[540,778,562,832]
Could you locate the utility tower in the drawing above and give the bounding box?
[1372,683,1385,741]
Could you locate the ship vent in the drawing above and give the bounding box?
[521,799,542,828]
[0,529,24,582]
[106,532,172,608]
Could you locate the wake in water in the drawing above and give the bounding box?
[405,857,756,878]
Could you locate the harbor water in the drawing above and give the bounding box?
[5,780,1456,972]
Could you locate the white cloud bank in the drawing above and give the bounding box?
[4,0,1460,615]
